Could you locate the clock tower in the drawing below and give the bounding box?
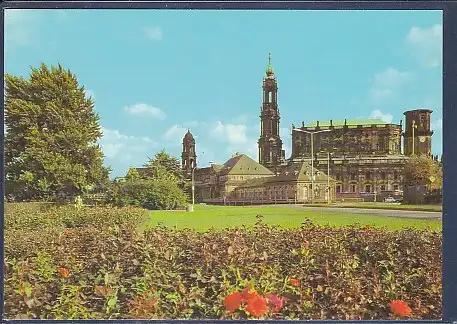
[402,109,433,156]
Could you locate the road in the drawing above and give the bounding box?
[259,204,442,221]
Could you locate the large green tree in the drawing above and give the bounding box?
[4,63,110,201]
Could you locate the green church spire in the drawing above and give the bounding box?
[266,52,274,76]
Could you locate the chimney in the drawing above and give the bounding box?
[316,121,320,127]
[330,119,333,127]
[344,119,347,126]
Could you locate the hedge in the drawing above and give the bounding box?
[4,205,441,320]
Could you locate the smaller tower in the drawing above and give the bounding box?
[182,130,197,175]
[403,109,433,156]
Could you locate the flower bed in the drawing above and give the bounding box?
[4,205,442,320]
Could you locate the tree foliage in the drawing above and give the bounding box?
[112,178,188,210]
[4,63,110,201]
[403,155,442,189]
[143,149,184,183]
[110,150,189,209]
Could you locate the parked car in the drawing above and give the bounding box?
[384,196,398,203]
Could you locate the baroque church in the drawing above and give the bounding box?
[181,54,435,204]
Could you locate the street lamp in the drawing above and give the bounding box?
[292,127,331,204]
[411,120,418,156]
[191,165,196,207]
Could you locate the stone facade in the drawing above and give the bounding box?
[182,130,197,176]
[234,161,336,203]
[193,153,275,201]
[176,55,436,203]
[258,53,286,170]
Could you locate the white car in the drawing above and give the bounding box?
[384,197,397,203]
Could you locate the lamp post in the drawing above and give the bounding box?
[292,128,331,204]
[327,151,330,204]
[191,165,196,207]
[411,119,418,156]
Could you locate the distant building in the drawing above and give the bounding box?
[176,54,437,204]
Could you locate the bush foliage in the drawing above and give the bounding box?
[111,178,188,210]
[4,204,441,320]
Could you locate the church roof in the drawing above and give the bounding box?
[183,130,195,141]
[303,119,395,128]
[219,153,274,176]
[236,161,334,188]
[266,52,274,76]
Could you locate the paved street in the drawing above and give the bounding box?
[258,204,442,221]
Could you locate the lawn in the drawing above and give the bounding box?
[307,202,442,212]
[143,204,442,232]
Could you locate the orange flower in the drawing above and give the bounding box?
[224,292,242,312]
[389,300,412,317]
[289,278,299,287]
[303,241,310,248]
[59,267,70,278]
[246,295,269,318]
[241,287,258,302]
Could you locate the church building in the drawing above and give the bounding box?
[177,53,436,203]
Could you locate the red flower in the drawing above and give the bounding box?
[246,295,269,317]
[59,267,70,278]
[289,278,299,287]
[303,241,310,248]
[224,292,242,312]
[389,300,412,317]
[241,287,258,302]
[268,294,287,312]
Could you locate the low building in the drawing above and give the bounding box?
[193,153,274,201]
[234,160,336,204]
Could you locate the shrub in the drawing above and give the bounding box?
[112,179,188,210]
[3,207,442,320]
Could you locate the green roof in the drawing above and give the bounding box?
[219,153,274,176]
[266,53,274,75]
[304,119,388,127]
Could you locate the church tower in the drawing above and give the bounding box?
[403,109,433,156]
[182,130,197,175]
[258,53,285,169]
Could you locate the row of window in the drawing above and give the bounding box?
[335,172,401,181]
[335,184,400,193]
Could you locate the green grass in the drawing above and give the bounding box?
[142,205,442,232]
[306,202,442,212]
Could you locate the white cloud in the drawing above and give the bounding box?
[99,127,157,160]
[406,24,442,68]
[431,118,442,131]
[163,124,188,142]
[143,26,163,41]
[210,121,248,145]
[124,103,166,120]
[368,67,411,103]
[372,67,411,88]
[369,109,393,123]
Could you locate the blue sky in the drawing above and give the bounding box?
[4,9,443,178]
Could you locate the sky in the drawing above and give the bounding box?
[4,9,443,178]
